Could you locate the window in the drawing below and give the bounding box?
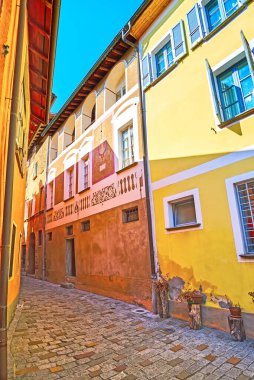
[172,197,197,227]
[38,230,42,246]
[48,232,52,241]
[186,0,243,47]
[142,20,186,86]
[66,225,73,235]
[155,42,174,77]
[217,59,254,121]
[116,85,126,102]
[81,220,90,232]
[67,168,74,198]
[121,124,134,169]
[48,181,54,209]
[163,189,202,231]
[206,32,254,125]
[91,104,96,124]
[33,162,38,179]
[236,180,254,254]
[9,224,16,278]
[122,207,139,223]
[81,158,89,191]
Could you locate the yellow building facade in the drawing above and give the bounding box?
[140,0,254,335]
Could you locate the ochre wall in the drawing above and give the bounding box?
[142,0,254,316]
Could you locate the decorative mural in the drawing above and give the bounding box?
[92,141,115,185]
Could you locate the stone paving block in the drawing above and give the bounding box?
[49,366,64,373]
[74,351,95,359]
[15,366,40,376]
[236,375,251,380]
[114,364,127,372]
[85,342,97,348]
[227,357,242,365]
[89,369,101,378]
[205,354,217,362]
[168,358,184,367]
[139,359,152,367]
[196,344,209,351]
[170,344,184,352]
[176,370,191,379]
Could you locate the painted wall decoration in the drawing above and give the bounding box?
[92,140,115,185]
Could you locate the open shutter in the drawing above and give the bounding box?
[240,30,254,83]
[205,59,223,123]
[187,4,204,47]
[172,20,187,60]
[54,172,64,205]
[142,55,152,88]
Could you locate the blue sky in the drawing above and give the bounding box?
[51,0,144,114]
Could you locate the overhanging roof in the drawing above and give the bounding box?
[28,0,60,146]
[38,0,172,144]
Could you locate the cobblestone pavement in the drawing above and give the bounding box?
[8,276,254,380]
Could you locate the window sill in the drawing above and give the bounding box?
[64,195,74,202]
[144,62,178,92]
[47,207,53,212]
[116,161,138,174]
[166,223,201,232]
[239,254,254,259]
[78,186,90,195]
[218,107,254,129]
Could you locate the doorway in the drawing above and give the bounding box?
[28,232,35,274]
[66,238,76,277]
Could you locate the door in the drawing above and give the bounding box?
[66,238,76,277]
[28,232,35,274]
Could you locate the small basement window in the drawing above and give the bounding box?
[81,220,90,232]
[66,225,73,235]
[122,207,139,223]
[48,232,52,241]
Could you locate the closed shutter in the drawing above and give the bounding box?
[76,162,79,193]
[205,59,223,123]
[142,55,152,88]
[54,171,64,205]
[187,4,204,46]
[172,20,187,59]
[240,30,254,83]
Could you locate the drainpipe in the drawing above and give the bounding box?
[122,22,158,313]
[0,1,27,379]
[42,136,50,281]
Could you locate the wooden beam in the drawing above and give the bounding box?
[93,73,103,79]
[28,19,50,39]
[99,66,109,72]
[29,45,49,62]
[87,79,97,85]
[112,48,122,55]
[31,85,46,96]
[119,41,129,48]
[31,99,46,110]
[29,65,47,81]
[105,57,117,63]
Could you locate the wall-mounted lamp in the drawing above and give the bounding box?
[2,44,10,56]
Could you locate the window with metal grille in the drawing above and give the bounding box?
[236,180,254,254]
[122,207,139,223]
[66,225,73,235]
[121,124,134,169]
[81,220,90,232]
[38,230,42,246]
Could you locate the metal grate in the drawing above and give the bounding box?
[236,180,254,253]
[122,207,139,223]
[66,225,73,236]
[81,220,90,232]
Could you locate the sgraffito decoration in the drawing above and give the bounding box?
[92,141,115,185]
[91,184,117,206]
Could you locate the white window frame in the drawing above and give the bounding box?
[47,181,54,210]
[78,156,90,192]
[163,189,203,233]
[112,98,139,172]
[120,124,134,169]
[63,150,77,200]
[226,170,254,262]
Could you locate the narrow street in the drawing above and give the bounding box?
[8,277,254,380]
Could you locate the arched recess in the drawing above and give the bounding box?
[28,232,35,274]
[82,91,96,132]
[105,61,126,111]
[50,133,58,163]
[63,114,75,150]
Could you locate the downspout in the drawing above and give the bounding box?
[122,23,158,313]
[0,1,27,379]
[42,136,50,281]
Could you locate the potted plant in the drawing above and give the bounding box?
[177,284,205,305]
[228,302,241,318]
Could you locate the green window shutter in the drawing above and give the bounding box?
[172,20,187,60]
[205,59,223,123]
[240,30,254,83]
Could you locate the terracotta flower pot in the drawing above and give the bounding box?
[187,294,204,304]
[229,307,241,318]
